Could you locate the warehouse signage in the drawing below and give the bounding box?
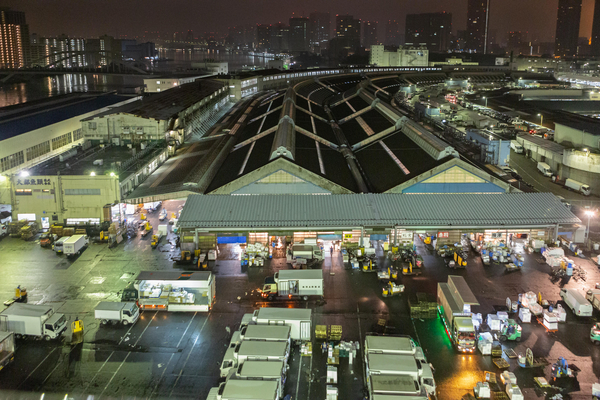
[438,232,449,238]
[16,178,51,186]
[344,234,353,239]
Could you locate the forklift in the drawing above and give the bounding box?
[362,255,377,272]
[591,322,600,345]
[498,319,521,342]
[382,282,405,297]
[402,259,422,276]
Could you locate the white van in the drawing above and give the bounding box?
[510,141,524,154]
[53,236,69,254]
[537,162,552,177]
[560,289,593,317]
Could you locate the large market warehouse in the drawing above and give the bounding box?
[176,193,582,251]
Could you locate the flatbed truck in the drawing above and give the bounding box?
[437,275,479,353]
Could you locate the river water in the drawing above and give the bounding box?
[0,49,271,108]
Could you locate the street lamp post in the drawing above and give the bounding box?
[483,96,488,107]
[585,210,595,246]
[538,113,543,127]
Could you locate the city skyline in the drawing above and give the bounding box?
[3,0,596,44]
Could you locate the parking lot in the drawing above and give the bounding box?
[2,221,600,399]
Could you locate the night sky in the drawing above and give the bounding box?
[5,0,596,43]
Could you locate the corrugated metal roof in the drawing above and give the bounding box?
[177,193,580,229]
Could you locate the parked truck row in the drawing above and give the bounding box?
[364,334,435,398]
[211,309,298,400]
[437,275,479,353]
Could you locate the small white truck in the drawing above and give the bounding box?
[260,269,324,301]
[0,303,68,340]
[586,289,600,311]
[560,288,593,317]
[564,178,591,196]
[215,379,279,400]
[252,307,312,341]
[63,234,89,257]
[226,360,286,399]
[510,141,524,154]
[94,302,140,326]
[286,244,323,268]
[537,162,552,177]
[0,331,15,371]
[239,325,291,343]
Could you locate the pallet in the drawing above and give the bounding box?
[493,358,510,369]
[504,349,518,359]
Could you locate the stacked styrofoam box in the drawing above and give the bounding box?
[518,307,531,323]
[543,311,558,331]
[507,384,524,400]
[474,382,491,398]
[521,292,537,308]
[497,311,508,321]
[326,385,338,400]
[501,371,517,387]
[555,304,567,322]
[478,332,493,355]
[487,314,500,331]
[592,382,600,397]
[529,303,543,316]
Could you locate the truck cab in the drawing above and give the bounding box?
[454,317,476,353]
[43,313,68,339]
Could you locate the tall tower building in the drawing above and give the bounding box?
[289,17,309,52]
[336,14,361,49]
[466,0,490,53]
[592,0,600,55]
[0,7,30,68]
[309,12,330,52]
[405,12,452,52]
[385,20,400,46]
[256,24,272,52]
[362,21,378,48]
[555,0,582,58]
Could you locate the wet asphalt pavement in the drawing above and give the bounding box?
[2,209,600,399]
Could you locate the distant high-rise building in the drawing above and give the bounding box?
[85,35,121,66]
[592,0,600,55]
[466,0,490,53]
[42,36,87,67]
[185,30,194,42]
[289,17,309,52]
[309,12,330,53]
[256,24,272,52]
[555,0,582,58]
[0,7,30,68]
[271,22,290,52]
[507,31,523,55]
[385,20,400,46]
[362,21,378,48]
[336,14,361,50]
[405,12,452,52]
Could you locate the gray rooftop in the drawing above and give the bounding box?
[518,134,565,154]
[177,193,580,229]
[135,271,212,281]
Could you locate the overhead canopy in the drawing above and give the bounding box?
[177,192,580,229]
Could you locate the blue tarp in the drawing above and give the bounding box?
[370,234,388,241]
[217,236,247,244]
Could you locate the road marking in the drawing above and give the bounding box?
[148,312,197,398]
[17,347,58,389]
[80,314,140,394]
[97,311,158,399]
[306,302,314,398]
[168,315,210,397]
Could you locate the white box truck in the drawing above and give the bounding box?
[216,379,278,400]
[239,325,291,343]
[260,269,324,301]
[537,162,552,177]
[565,178,591,196]
[94,302,140,326]
[367,374,425,397]
[560,288,593,317]
[286,244,323,268]
[227,360,286,399]
[510,141,524,154]
[63,235,88,257]
[0,331,15,371]
[252,307,312,341]
[365,353,436,396]
[587,289,600,311]
[0,303,67,340]
[233,340,290,364]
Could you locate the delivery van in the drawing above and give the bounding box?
[537,162,552,177]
